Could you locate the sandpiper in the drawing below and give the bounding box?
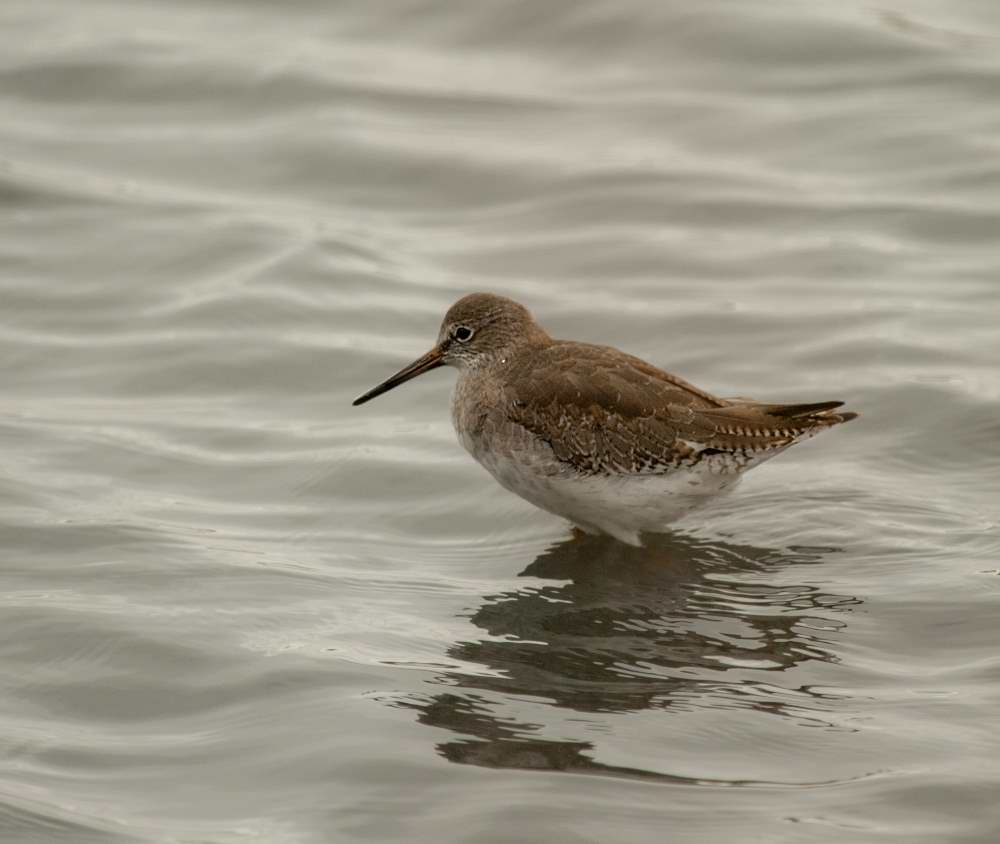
[353,293,856,545]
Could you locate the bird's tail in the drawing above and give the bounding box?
[759,400,858,425]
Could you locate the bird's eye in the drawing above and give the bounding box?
[453,326,474,342]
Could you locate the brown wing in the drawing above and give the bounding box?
[671,401,858,455]
[504,342,856,475]
[507,342,727,413]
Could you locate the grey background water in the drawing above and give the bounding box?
[2,1,1000,842]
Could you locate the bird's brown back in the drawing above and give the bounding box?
[498,340,855,475]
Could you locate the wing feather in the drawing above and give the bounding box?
[503,341,856,475]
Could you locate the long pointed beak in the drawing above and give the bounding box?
[352,345,445,406]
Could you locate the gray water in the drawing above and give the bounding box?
[3,1,1000,842]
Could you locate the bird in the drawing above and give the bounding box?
[352,293,856,545]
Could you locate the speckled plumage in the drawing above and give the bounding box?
[354,293,857,545]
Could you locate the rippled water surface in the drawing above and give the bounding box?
[3,1,1000,841]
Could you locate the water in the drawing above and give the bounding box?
[3,1,1000,841]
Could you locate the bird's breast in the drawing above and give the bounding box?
[450,370,559,476]
[450,371,495,457]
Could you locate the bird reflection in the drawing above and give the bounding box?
[397,531,859,781]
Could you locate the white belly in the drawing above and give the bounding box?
[462,430,744,546]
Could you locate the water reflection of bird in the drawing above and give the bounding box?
[397,532,860,782]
